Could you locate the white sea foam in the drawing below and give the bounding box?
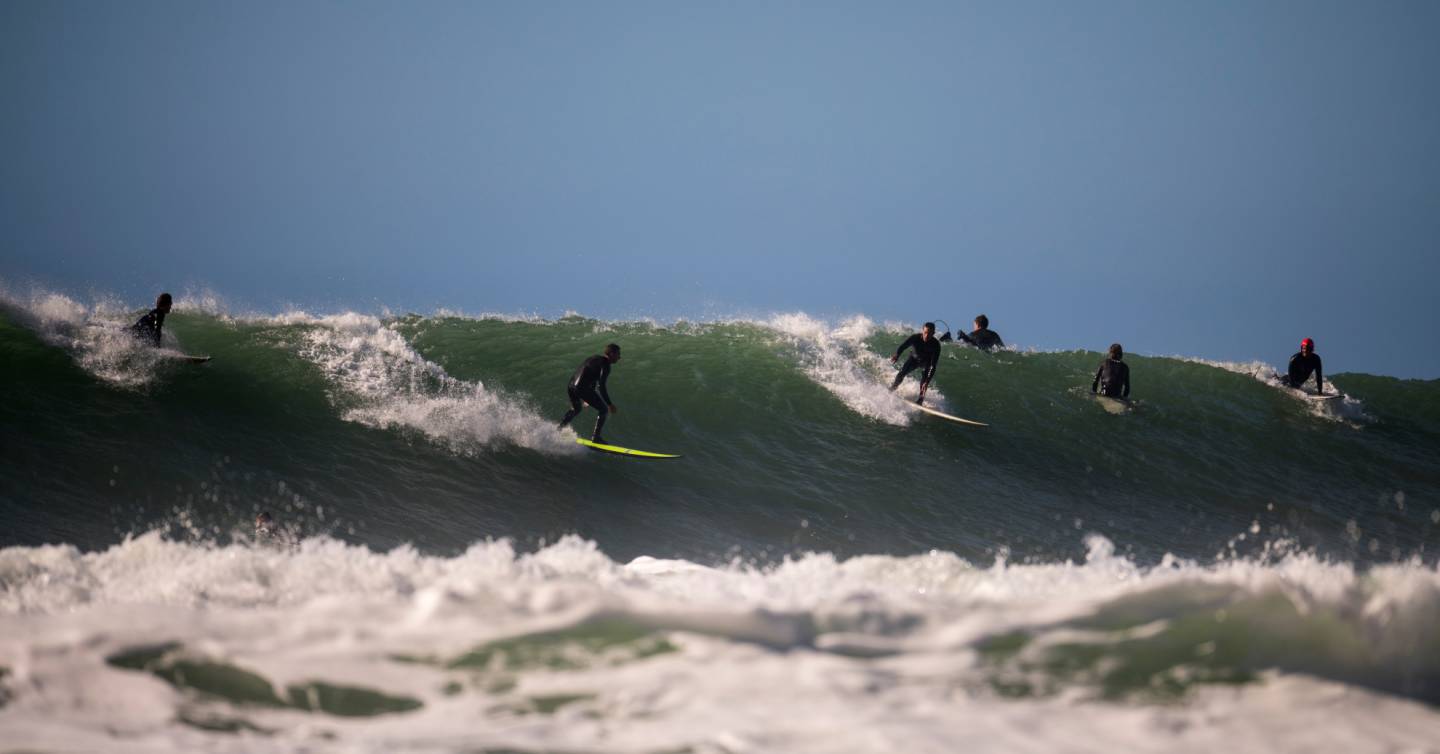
[758,312,966,426]
[275,311,579,455]
[0,284,185,388]
[1,534,1438,753]
[1172,354,1374,424]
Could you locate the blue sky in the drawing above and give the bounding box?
[3,0,1438,377]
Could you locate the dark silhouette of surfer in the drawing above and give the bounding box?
[942,314,1004,351]
[131,293,172,347]
[559,343,621,444]
[1091,343,1131,399]
[890,323,944,405]
[1281,337,1324,394]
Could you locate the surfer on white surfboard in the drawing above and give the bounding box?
[889,322,944,406]
[558,343,621,444]
[1091,343,1131,401]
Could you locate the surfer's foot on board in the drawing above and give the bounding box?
[591,435,607,445]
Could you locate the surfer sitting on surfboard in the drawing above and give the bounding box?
[131,292,172,347]
[1280,338,1324,394]
[890,323,944,405]
[558,343,621,444]
[1091,343,1131,400]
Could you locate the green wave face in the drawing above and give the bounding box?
[3,305,1438,565]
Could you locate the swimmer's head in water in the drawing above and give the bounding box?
[255,511,275,533]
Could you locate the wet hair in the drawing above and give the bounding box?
[1108,343,1124,360]
[157,292,173,309]
[604,343,621,357]
[922,322,935,332]
[974,314,989,329]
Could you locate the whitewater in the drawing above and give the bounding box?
[3,286,1439,752]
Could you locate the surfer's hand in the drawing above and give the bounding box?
[890,355,898,364]
[608,404,619,415]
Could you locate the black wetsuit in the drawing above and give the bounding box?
[1283,351,1323,393]
[558,355,613,439]
[131,308,166,347]
[890,333,943,391]
[953,327,1003,351]
[1092,358,1130,399]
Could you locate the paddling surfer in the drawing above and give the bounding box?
[558,343,621,444]
[131,292,172,348]
[890,323,944,405]
[1280,338,1324,394]
[942,314,1004,351]
[1091,343,1131,400]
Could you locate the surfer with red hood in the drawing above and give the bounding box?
[1281,338,1325,394]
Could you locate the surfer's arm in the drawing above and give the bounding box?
[597,363,613,405]
[892,334,918,362]
[939,331,952,343]
[1122,368,1130,398]
[1091,365,1102,393]
[1315,359,1324,394]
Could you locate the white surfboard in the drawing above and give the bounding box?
[904,400,989,427]
[1093,394,1131,415]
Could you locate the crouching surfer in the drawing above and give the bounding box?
[558,343,621,444]
[1280,338,1324,394]
[131,292,172,347]
[890,322,943,405]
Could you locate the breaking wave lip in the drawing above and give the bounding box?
[1168,353,1374,424]
[274,310,580,456]
[0,285,190,389]
[756,312,960,426]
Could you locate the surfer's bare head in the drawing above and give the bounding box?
[604,343,622,362]
[156,293,173,313]
[1109,343,1123,360]
[974,314,989,330]
[922,322,935,338]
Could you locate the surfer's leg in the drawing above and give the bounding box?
[917,364,937,404]
[580,387,609,442]
[890,356,920,390]
[558,387,584,428]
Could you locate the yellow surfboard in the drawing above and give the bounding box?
[576,437,682,459]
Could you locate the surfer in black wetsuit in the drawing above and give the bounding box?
[943,314,1004,351]
[1280,337,1324,394]
[890,322,944,405]
[558,343,621,443]
[1091,343,1131,399]
[131,292,172,347]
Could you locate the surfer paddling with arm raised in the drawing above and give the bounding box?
[1280,337,1324,394]
[1091,343,1131,399]
[890,322,944,405]
[559,343,621,444]
[131,292,172,347]
[943,313,1004,351]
